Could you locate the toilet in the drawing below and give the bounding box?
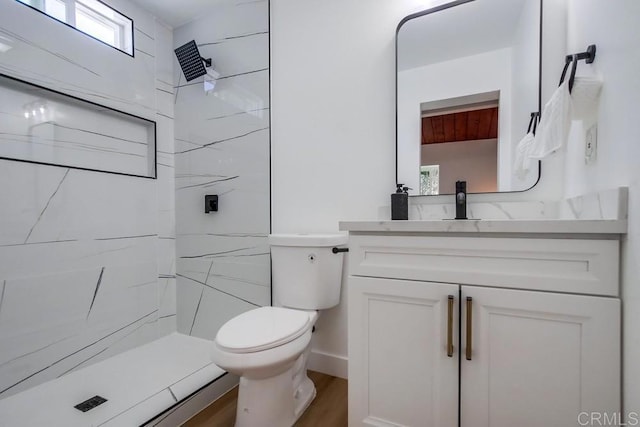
[211,233,347,427]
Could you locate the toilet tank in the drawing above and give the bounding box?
[269,233,348,310]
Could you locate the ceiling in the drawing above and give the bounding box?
[421,107,499,144]
[398,0,533,71]
[128,0,230,28]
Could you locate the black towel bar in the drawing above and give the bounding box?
[559,44,597,93]
[527,111,540,135]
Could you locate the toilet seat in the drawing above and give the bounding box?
[215,307,312,354]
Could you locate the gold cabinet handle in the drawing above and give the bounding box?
[466,297,473,361]
[447,295,454,357]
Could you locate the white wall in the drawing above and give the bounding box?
[271,0,436,377]
[562,0,640,415]
[269,0,562,378]
[421,139,498,194]
[174,0,271,341]
[271,1,638,404]
[0,0,175,397]
[509,0,540,190]
[398,49,512,193]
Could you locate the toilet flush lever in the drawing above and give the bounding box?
[332,247,349,254]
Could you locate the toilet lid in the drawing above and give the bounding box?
[215,307,312,354]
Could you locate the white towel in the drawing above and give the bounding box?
[514,131,536,179]
[529,79,572,159]
[571,76,603,121]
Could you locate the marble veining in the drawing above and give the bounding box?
[0,27,101,77]
[0,309,158,396]
[54,315,159,378]
[174,0,270,342]
[178,273,262,308]
[175,127,269,154]
[0,2,158,118]
[207,106,270,121]
[0,74,156,176]
[86,267,106,320]
[340,218,626,234]
[176,175,240,190]
[0,335,74,371]
[0,63,137,114]
[174,68,269,91]
[23,169,69,244]
[180,246,262,259]
[135,27,155,41]
[0,334,224,427]
[0,280,5,316]
[0,239,79,248]
[560,187,627,220]
[0,1,177,399]
[94,233,158,241]
[49,123,149,145]
[400,188,626,222]
[189,287,205,335]
[198,30,268,46]
[136,47,155,58]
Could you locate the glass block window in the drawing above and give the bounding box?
[420,165,440,196]
[17,0,133,56]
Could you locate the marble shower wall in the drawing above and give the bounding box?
[174,0,271,340]
[0,0,176,398]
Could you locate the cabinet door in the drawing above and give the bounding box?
[460,286,620,427]
[348,277,459,427]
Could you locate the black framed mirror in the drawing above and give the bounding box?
[396,0,542,196]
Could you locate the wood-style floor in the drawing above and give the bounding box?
[183,371,347,427]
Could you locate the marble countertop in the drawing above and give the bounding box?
[339,219,627,235]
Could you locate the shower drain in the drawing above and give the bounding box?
[74,395,107,412]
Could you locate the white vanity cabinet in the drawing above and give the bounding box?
[459,286,619,427]
[349,276,460,426]
[343,222,623,427]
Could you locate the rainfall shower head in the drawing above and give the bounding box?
[174,40,212,82]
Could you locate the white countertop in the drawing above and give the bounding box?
[339,219,627,235]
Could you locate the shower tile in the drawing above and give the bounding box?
[189,285,259,340]
[0,269,101,343]
[0,162,69,246]
[0,308,160,398]
[0,238,157,280]
[0,0,176,397]
[174,0,270,340]
[158,238,176,278]
[176,276,206,335]
[0,334,223,426]
[159,278,177,319]
[0,1,157,119]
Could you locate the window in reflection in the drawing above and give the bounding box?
[420,165,440,195]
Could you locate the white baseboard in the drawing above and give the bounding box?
[308,350,348,379]
[145,373,239,426]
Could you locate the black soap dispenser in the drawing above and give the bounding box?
[391,184,409,220]
[455,180,467,220]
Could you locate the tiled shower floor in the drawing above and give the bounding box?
[0,333,224,426]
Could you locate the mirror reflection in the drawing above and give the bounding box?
[397,0,541,195]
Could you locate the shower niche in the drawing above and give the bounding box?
[0,73,157,179]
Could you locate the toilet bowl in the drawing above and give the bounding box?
[212,307,318,427]
[211,233,347,427]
